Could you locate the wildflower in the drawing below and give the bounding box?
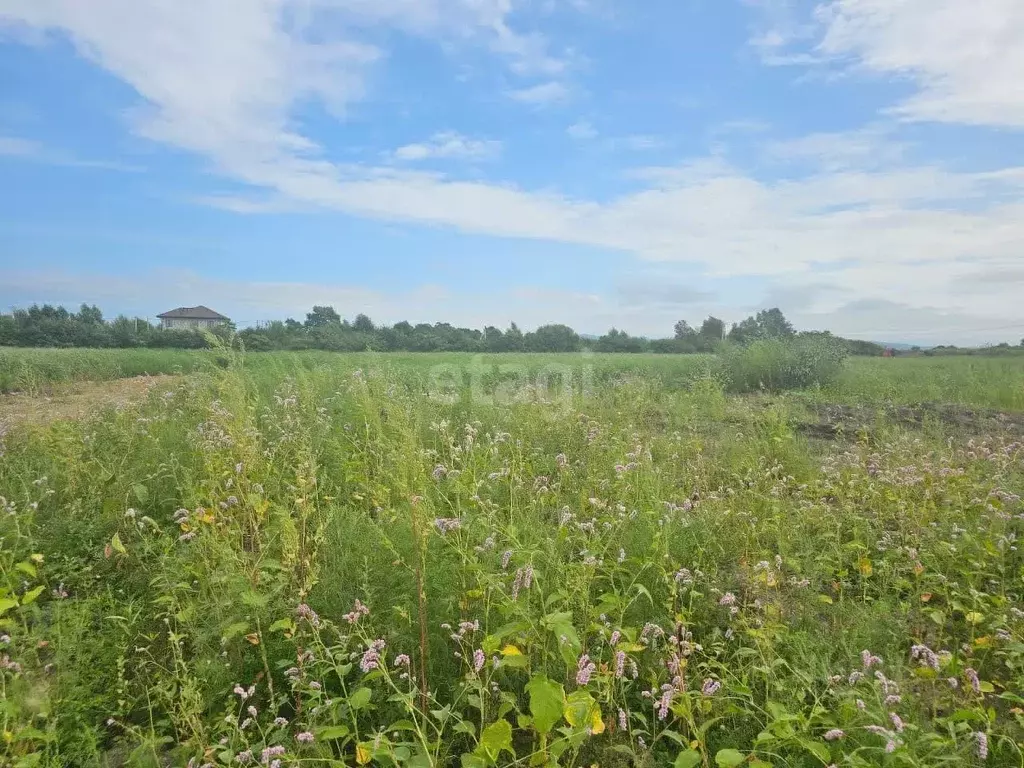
[657,685,674,720]
[233,685,251,700]
[576,654,596,685]
[432,465,447,480]
[618,548,626,564]
[0,634,9,645]
[701,679,721,696]
[473,649,485,674]
[178,531,197,542]
[975,731,988,760]
[674,568,694,586]
[889,712,904,733]
[360,639,386,673]
[861,649,883,669]
[501,550,513,570]
[884,694,901,706]
[824,729,845,741]
[236,751,254,764]
[240,718,253,730]
[886,740,897,753]
[965,667,981,694]
[296,604,321,628]
[947,677,959,689]
[273,717,289,727]
[52,583,68,599]
[309,681,321,691]
[394,654,411,668]
[609,630,621,646]
[247,705,258,717]
[718,592,737,607]
[615,651,626,678]
[343,599,370,624]
[910,644,940,671]
[296,731,315,744]
[618,708,627,731]
[848,671,863,685]
[433,518,461,534]
[856,699,866,710]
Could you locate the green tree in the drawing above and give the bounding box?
[305,305,341,328]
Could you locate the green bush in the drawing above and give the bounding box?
[721,336,847,392]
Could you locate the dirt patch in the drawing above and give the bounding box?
[796,402,1024,440]
[0,375,180,431]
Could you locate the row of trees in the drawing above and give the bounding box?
[0,305,231,349]
[1,303,888,355]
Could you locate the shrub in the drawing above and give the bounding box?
[720,336,847,392]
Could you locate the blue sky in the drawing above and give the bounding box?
[1,0,1023,344]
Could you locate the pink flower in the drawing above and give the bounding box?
[296,731,314,744]
[824,729,845,741]
[701,679,721,696]
[576,654,596,686]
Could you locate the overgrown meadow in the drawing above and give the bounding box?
[1,350,1023,767]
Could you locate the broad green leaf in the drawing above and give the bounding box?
[477,719,513,763]
[317,725,350,740]
[349,687,372,711]
[0,597,18,616]
[461,756,487,768]
[15,561,36,578]
[268,618,295,633]
[21,586,45,605]
[674,749,702,768]
[132,484,149,504]
[111,532,127,555]
[715,749,746,768]
[526,674,564,735]
[222,621,249,640]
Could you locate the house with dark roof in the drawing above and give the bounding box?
[157,305,230,330]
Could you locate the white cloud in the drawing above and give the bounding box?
[393,131,501,162]
[507,81,569,104]
[767,125,906,171]
[566,120,597,139]
[759,0,1024,129]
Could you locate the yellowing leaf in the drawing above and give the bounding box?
[857,557,872,577]
[965,612,985,625]
[501,645,523,656]
[111,532,127,555]
[356,742,373,765]
[973,636,992,648]
[244,632,260,645]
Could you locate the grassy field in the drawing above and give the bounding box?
[1,349,1023,766]
[0,347,216,394]
[4,346,1023,409]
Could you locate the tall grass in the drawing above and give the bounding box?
[1,351,1022,766]
[0,347,214,393]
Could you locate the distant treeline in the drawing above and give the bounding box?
[1,303,892,355]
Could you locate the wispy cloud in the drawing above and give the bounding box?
[392,131,502,162]
[0,133,140,170]
[753,0,1024,129]
[566,120,597,139]
[507,81,569,104]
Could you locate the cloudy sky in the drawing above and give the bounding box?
[1,0,1023,344]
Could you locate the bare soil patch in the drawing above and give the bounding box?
[0,375,180,430]
[796,402,1024,440]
